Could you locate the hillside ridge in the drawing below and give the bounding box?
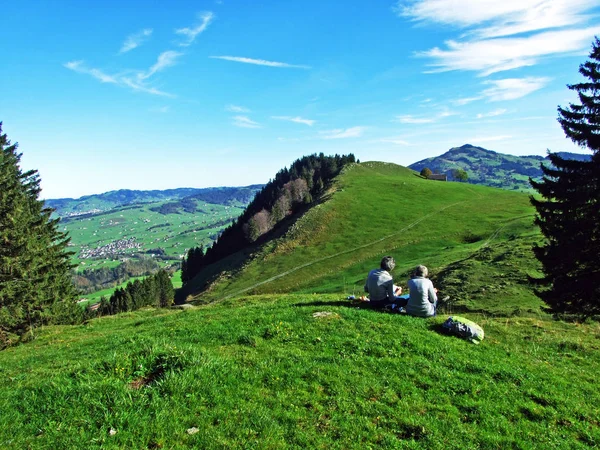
[408,144,591,191]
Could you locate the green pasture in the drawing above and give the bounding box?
[1,294,598,449]
[61,201,244,271]
[185,162,537,304]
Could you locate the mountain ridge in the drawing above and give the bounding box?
[46,185,264,217]
[408,144,591,191]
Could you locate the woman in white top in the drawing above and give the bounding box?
[406,265,438,317]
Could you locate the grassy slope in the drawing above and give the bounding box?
[1,297,599,448]
[2,162,599,448]
[187,162,537,308]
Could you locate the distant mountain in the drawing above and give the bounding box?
[408,144,592,191]
[46,185,263,217]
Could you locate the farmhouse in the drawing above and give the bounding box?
[428,173,447,181]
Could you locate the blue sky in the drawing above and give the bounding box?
[1,1,599,199]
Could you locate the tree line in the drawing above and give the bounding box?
[72,257,161,294]
[89,269,174,318]
[181,153,356,285]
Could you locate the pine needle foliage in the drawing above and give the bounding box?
[0,123,78,346]
[530,37,600,316]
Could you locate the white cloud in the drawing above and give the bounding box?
[120,77,175,97]
[226,104,250,113]
[397,0,597,37]
[64,60,118,84]
[64,59,175,97]
[320,126,366,139]
[482,77,549,101]
[476,108,507,119]
[175,12,215,47]
[395,115,435,124]
[119,28,153,54]
[272,116,316,126]
[210,56,311,69]
[138,51,183,81]
[452,96,482,106]
[397,0,600,76]
[394,109,455,124]
[419,28,600,76]
[233,115,261,128]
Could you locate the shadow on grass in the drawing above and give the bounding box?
[293,299,410,314]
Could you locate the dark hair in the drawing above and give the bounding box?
[380,256,395,271]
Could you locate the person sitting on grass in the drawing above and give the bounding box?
[405,265,438,317]
[363,256,408,309]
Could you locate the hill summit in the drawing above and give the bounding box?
[408,144,590,191]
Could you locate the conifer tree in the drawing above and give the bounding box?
[530,37,600,316]
[0,123,78,343]
[155,269,174,307]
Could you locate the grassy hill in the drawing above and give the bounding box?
[2,161,599,448]
[183,161,539,314]
[408,144,591,192]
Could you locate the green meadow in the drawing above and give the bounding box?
[2,162,599,448]
[63,201,244,271]
[1,296,598,448]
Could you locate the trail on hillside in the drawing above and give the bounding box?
[214,187,534,301]
[220,201,464,300]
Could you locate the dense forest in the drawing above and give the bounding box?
[90,269,175,317]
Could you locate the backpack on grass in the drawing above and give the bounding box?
[441,315,484,344]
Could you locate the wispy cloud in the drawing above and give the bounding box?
[119,28,153,54]
[64,58,176,97]
[63,60,118,84]
[232,115,261,128]
[226,104,250,113]
[482,77,549,101]
[119,77,175,97]
[452,96,482,106]
[394,109,455,124]
[210,56,311,69]
[398,0,600,76]
[138,51,183,80]
[320,126,366,139]
[272,116,316,126]
[476,108,507,119]
[175,12,215,47]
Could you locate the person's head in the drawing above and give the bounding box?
[380,256,396,271]
[414,265,428,278]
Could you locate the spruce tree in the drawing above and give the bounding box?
[155,269,174,307]
[0,123,78,344]
[530,37,600,316]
